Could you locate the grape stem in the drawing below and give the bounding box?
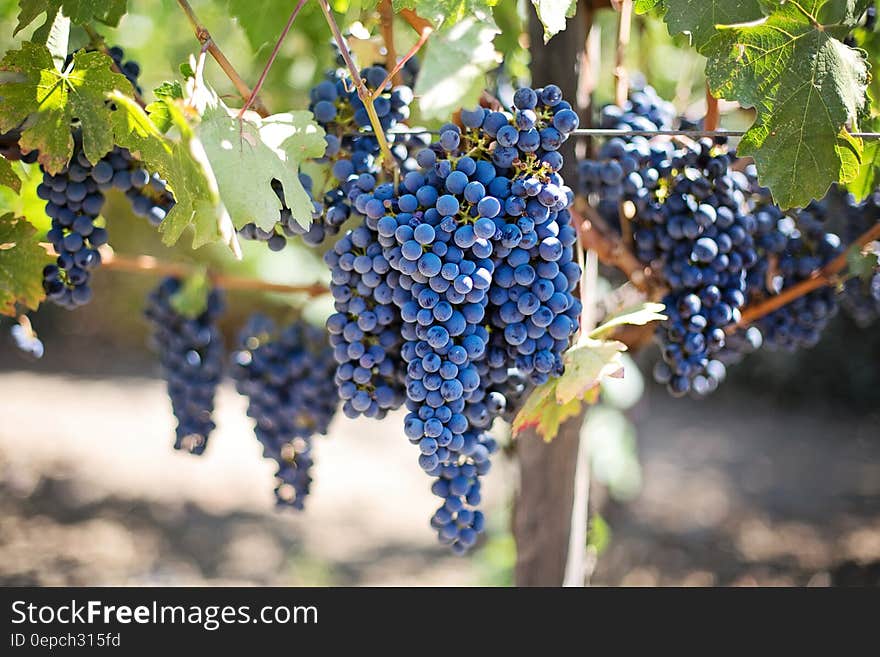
[735,220,880,328]
[316,0,398,174]
[573,204,659,294]
[238,0,308,119]
[40,244,328,297]
[175,0,270,117]
[371,19,432,102]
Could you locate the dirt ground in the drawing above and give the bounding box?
[0,368,878,586]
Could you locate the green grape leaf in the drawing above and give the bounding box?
[147,81,184,133]
[225,0,285,51]
[0,158,22,193]
[0,44,134,174]
[704,1,869,208]
[0,213,54,316]
[848,244,880,281]
[169,269,211,319]
[633,0,662,12]
[0,160,52,233]
[658,0,765,50]
[107,91,239,254]
[414,13,501,120]
[589,301,667,338]
[850,116,880,200]
[512,337,626,441]
[380,1,499,28]
[196,85,326,232]
[14,0,126,35]
[530,0,577,43]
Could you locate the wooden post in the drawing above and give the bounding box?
[513,0,590,587]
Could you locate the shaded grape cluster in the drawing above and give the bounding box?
[230,315,339,509]
[144,277,224,456]
[623,139,758,397]
[838,190,880,327]
[578,83,676,227]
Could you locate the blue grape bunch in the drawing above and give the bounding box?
[40,47,175,309]
[744,191,842,351]
[323,178,408,420]
[335,84,582,552]
[838,189,880,328]
[39,132,110,309]
[230,315,339,509]
[144,277,225,456]
[579,82,677,227]
[625,139,759,397]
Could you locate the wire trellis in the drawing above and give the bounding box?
[371,128,880,139]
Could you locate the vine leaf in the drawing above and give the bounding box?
[106,91,239,255]
[414,13,501,120]
[850,116,880,200]
[14,0,127,36]
[704,1,869,208]
[847,244,879,281]
[530,0,577,43]
[512,338,627,441]
[0,158,22,193]
[0,44,134,174]
[589,301,667,338]
[637,0,764,51]
[147,81,185,134]
[0,213,54,316]
[225,0,301,51]
[198,100,326,232]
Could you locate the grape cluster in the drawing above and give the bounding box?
[230,315,339,509]
[39,133,109,309]
[739,180,842,351]
[324,211,408,420]
[579,83,676,227]
[327,84,581,552]
[237,175,323,251]
[40,47,175,308]
[144,278,224,455]
[623,139,759,397]
[838,190,880,327]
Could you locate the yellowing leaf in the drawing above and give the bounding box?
[0,213,54,316]
[512,337,626,441]
[0,44,134,173]
[0,158,21,193]
[554,338,627,405]
[589,301,667,339]
[511,378,583,442]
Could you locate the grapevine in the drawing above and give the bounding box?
[1,0,880,585]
